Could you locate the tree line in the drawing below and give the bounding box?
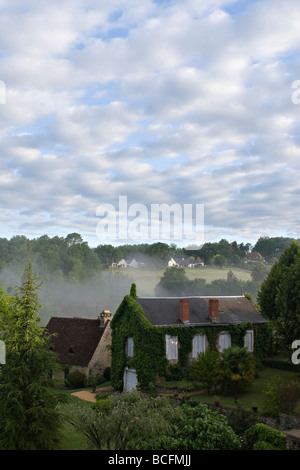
[0,233,295,281]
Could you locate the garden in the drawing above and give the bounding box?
[56,357,300,451]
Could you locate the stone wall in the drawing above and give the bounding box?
[88,321,112,377]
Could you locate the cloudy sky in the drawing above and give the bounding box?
[0,0,300,248]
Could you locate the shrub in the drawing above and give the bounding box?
[278,379,300,413]
[245,423,286,450]
[190,349,220,394]
[263,377,300,415]
[65,370,86,388]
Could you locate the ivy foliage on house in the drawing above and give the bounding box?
[110,285,270,391]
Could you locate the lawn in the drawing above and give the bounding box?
[57,366,300,450]
[113,265,252,297]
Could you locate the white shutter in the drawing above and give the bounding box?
[219,332,231,352]
[192,334,206,358]
[166,335,178,360]
[126,337,134,357]
[244,330,253,352]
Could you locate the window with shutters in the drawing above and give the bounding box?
[244,330,254,352]
[126,337,134,358]
[192,334,207,358]
[218,332,231,352]
[165,334,178,361]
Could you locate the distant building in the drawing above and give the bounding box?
[246,252,264,263]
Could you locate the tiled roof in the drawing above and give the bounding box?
[45,317,107,366]
[136,296,267,327]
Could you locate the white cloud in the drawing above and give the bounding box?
[0,0,300,246]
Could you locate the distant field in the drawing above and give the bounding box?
[114,266,252,297]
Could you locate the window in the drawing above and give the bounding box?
[126,337,134,357]
[244,330,254,352]
[166,335,178,361]
[192,334,207,358]
[218,332,231,352]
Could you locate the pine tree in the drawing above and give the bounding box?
[0,262,62,449]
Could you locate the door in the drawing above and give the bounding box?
[123,367,138,392]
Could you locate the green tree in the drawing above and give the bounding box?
[212,254,227,268]
[257,241,300,349]
[65,391,182,450]
[190,349,220,394]
[146,242,172,268]
[0,263,62,450]
[155,267,189,295]
[253,236,294,262]
[162,403,241,450]
[219,346,256,401]
[250,262,269,282]
[245,423,286,450]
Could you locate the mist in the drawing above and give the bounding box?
[0,265,134,326]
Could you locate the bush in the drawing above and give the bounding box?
[245,423,286,450]
[190,350,220,394]
[263,377,300,415]
[65,370,86,388]
[278,379,300,413]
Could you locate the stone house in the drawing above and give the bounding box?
[110,291,268,392]
[45,310,112,383]
[245,251,264,263]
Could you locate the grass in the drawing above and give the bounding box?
[113,265,252,297]
[150,365,300,414]
[57,367,300,449]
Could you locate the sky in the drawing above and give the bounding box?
[0,0,300,249]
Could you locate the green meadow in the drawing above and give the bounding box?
[116,265,252,297]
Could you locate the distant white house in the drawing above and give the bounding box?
[168,258,179,267]
[117,259,128,268]
[128,258,140,268]
[167,256,205,268]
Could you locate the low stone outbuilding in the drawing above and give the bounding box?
[45,310,112,383]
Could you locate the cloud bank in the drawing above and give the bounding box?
[0,0,300,246]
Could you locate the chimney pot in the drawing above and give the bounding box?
[99,310,112,326]
[180,299,189,323]
[209,299,219,323]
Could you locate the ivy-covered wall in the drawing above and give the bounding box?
[110,292,270,391]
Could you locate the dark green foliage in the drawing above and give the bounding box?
[190,349,220,394]
[65,370,86,389]
[130,282,137,299]
[110,289,267,391]
[0,263,62,450]
[258,241,300,348]
[65,390,183,450]
[65,391,241,451]
[156,266,261,299]
[110,295,165,390]
[103,367,111,381]
[253,236,294,262]
[245,423,286,450]
[146,403,241,450]
[155,267,189,295]
[218,346,256,401]
[262,377,300,415]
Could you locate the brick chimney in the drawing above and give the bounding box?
[180,299,189,323]
[99,310,112,326]
[209,299,219,323]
